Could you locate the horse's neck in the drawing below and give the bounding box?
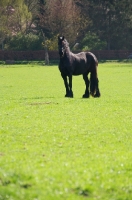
[64,47,71,58]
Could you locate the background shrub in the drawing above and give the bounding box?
[5,33,44,51]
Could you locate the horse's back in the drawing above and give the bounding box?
[70,51,97,75]
[73,51,98,65]
[59,50,98,76]
[85,52,98,67]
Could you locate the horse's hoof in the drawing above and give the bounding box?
[65,95,73,98]
[65,91,73,98]
[82,93,89,98]
[94,92,101,98]
[90,92,95,97]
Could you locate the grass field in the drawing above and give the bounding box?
[0,62,132,200]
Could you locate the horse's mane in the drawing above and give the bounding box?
[63,39,70,49]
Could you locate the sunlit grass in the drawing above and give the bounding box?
[0,62,132,200]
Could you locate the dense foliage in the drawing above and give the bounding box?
[6,33,43,50]
[0,0,132,50]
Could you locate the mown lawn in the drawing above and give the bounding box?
[0,62,132,200]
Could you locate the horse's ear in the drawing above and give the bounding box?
[58,36,64,40]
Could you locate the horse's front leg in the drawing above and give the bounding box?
[61,74,70,97]
[68,75,73,98]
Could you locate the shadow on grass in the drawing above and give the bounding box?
[72,187,92,197]
[20,96,44,100]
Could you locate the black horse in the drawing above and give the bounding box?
[58,36,101,98]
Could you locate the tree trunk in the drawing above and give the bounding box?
[1,40,4,50]
[41,30,49,65]
[45,50,49,65]
[107,40,110,50]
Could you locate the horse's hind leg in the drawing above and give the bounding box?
[94,78,101,97]
[82,73,90,98]
[90,72,101,98]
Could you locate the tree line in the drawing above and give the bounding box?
[0,0,132,51]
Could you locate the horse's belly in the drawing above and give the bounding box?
[73,71,82,76]
[73,64,87,76]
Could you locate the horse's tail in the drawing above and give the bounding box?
[89,54,101,97]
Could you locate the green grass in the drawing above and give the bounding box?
[0,62,132,200]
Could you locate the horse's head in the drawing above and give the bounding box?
[58,36,65,57]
